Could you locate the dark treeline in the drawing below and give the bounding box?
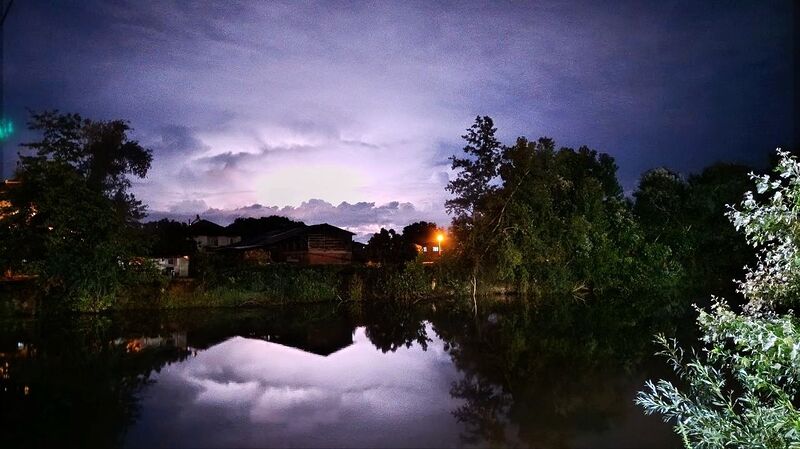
[0,111,767,310]
[142,215,306,258]
[365,221,439,264]
[435,116,756,301]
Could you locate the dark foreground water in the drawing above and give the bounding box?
[0,299,681,448]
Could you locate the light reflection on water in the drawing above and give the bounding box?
[0,300,681,448]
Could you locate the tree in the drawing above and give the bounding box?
[632,164,754,295]
[637,150,800,448]
[445,117,680,296]
[365,228,404,265]
[446,116,502,221]
[684,164,753,293]
[633,168,689,246]
[226,216,305,240]
[21,111,153,221]
[491,136,675,294]
[141,219,197,257]
[727,151,800,310]
[0,111,154,310]
[446,116,504,306]
[400,221,438,260]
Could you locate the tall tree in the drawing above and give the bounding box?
[446,116,504,306]
[0,111,154,310]
[21,110,153,220]
[446,116,502,220]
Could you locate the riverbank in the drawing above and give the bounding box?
[0,263,471,314]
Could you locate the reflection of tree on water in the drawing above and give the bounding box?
[432,295,684,448]
[450,373,513,446]
[0,316,193,448]
[0,298,682,448]
[362,302,432,353]
[0,305,354,448]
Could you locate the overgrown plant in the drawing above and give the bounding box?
[637,149,800,448]
[637,300,800,448]
[727,150,800,310]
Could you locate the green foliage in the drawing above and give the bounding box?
[140,219,197,257]
[633,168,690,250]
[637,301,800,448]
[728,150,800,309]
[482,134,678,294]
[380,261,432,301]
[364,221,440,265]
[638,150,800,448]
[632,164,753,295]
[195,263,339,304]
[442,117,689,296]
[353,261,433,302]
[366,227,406,264]
[0,111,154,311]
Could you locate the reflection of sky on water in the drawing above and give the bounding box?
[126,325,465,448]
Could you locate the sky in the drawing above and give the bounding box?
[1,0,796,239]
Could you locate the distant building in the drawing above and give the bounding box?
[189,219,241,250]
[151,256,190,277]
[416,234,447,264]
[226,223,354,265]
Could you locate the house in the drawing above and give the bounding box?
[151,256,190,277]
[416,232,447,264]
[225,223,354,265]
[189,219,241,250]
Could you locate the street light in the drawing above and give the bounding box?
[436,232,444,256]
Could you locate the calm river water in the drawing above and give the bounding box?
[0,299,681,448]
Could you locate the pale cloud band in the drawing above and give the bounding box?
[147,198,449,241]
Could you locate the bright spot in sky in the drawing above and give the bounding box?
[256,164,368,206]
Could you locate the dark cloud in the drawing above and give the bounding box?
[2,0,795,231]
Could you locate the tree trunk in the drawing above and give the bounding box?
[471,273,477,317]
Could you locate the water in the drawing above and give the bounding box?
[0,299,681,448]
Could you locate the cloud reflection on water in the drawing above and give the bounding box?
[128,326,464,448]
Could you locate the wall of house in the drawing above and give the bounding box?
[418,242,445,263]
[305,232,351,264]
[175,258,190,277]
[153,257,190,277]
[268,233,352,265]
[306,251,351,265]
[194,235,241,249]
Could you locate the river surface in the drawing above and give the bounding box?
[0,299,681,448]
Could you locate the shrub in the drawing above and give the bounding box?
[636,300,800,448]
[638,150,800,448]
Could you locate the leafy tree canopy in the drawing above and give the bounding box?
[0,111,155,310]
[226,216,306,240]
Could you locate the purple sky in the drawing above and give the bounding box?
[1,1,796,239]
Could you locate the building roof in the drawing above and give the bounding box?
[225,223,354,250]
